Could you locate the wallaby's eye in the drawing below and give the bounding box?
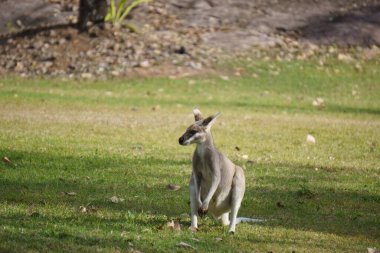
[189,130,197,135]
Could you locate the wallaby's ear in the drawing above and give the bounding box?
[193,108,204,121]
[202,112,221,129]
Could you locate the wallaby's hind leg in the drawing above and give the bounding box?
[228,167,245,234]
[219,213,230,226]
[189,175,199,228]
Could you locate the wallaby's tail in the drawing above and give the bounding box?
[236,217,265,224]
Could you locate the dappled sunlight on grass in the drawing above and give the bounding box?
[0,59,379,252]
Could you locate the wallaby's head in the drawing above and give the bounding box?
[178,108,221,146]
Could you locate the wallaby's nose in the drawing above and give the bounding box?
[179,136,184,145]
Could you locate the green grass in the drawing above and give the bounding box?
[0,59,379,252]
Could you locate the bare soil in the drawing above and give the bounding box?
[1,0,380,77]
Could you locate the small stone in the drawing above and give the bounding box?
[139,60,150,68]
[5,61,16,69]
[337,53,353,62]
[111,70,120,76]
[81,73,93,79]
[189,61,202,70]
[49,30,57,37]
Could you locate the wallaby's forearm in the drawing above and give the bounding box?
[203,172,220,204]
[192,172,202,204]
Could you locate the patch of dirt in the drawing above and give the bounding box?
[0,0,380,78]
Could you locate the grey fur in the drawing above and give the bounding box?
[178,108,246,233]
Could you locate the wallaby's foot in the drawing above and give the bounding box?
[228,229,235,235]
[189,226,198,233]
[198,207,208,217]
[220,213,230,226]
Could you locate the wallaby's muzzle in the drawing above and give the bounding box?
[178,136,185,145]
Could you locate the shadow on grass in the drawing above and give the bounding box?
[0,213,133,252]
[242,161,380,240]
[0,148,379,251]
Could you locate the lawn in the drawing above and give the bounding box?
[0,59,379,252]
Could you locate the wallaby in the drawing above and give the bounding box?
[178,108,260,233]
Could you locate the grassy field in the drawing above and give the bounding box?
[0,59,379,252]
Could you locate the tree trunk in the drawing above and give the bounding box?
[77,0,108,31]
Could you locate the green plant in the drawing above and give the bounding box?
[105,0,151,27]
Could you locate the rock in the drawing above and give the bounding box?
[139,60,150,68]
[111,70,120,76]
[189,61,202,70]
[39,53,56,62]
[5,60,16,69]
[337,53,353,62]
[15,62,24,72]
[81,73,93,79]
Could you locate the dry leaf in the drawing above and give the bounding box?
[152,105,160,111]
[110,196,124,203]
[130,249,142,253]
[312,97,325,109]
[241,154,249,160]
[166,220,181,231]
[80,205,97,214]
[220,75,229,81]
[66,192,76,196]
[2,157,11,163]
[177,242,195,249]
[167,184,181,191]
[215,237,223,241]
[306,134,316,144]
[166,220,175,229]
[368,248,379,253]
[30,212,40,217]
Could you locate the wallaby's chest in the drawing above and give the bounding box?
[193,155,213,182]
